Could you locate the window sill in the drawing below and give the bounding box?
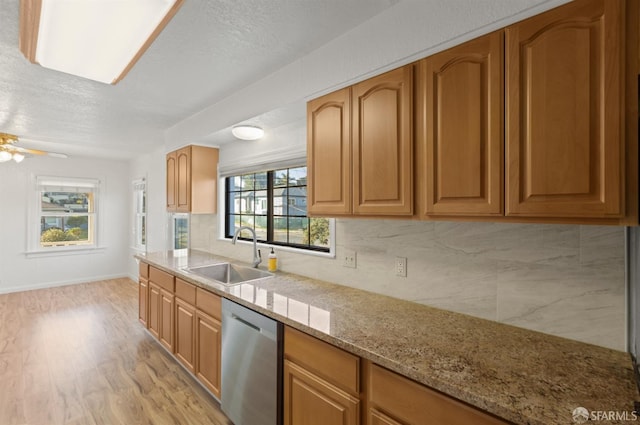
[25,246,106,258]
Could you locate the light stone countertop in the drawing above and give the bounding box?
[137,249,638,425]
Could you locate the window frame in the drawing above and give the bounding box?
[223,166,333,254]
[27,175,102,256]
[132,178,146,251]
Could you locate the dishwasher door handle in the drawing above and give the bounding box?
[231,313,261,332]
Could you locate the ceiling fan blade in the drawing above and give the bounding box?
[12,146,69,158]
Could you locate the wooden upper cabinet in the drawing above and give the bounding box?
[176,147,191,212]
[352,65,413,216]
[166,152,177,210]
[420,31,504,217]
[307,88,352,215]
[505,0,624,218]
[166,145,219,214]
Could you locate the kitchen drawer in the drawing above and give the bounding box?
[285,326,359,395]
[368,363,509,425]
[196,288,221,320]
[139,261,149,279]
[149,266,174,293]
[175,278,196,305]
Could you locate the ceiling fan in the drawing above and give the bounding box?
[0,132,68,163]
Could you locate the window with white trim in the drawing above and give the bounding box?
[133,178,146,250]
[36,176,99,249]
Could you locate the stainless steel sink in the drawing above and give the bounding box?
[185,263,273,286]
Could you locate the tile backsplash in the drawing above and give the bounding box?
[191,215,626,351]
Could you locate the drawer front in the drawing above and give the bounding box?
[149,266,175,293]
[369,363,508,425]
[175,278,196,305]
[139,261,149,279]
[196,288,221,320]
[284,326,359,395]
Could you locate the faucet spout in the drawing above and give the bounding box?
[232,226,262,268]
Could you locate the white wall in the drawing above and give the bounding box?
[0,155,130,293]
[127,146,169,280]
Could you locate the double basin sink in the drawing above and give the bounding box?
[183,262,273,286]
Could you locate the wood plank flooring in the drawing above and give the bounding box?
[0,278,233,425]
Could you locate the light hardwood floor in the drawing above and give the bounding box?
[0,278,233,425]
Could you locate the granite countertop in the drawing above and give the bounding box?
[137,249,638,425]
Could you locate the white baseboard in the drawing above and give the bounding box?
[0,273,133,295]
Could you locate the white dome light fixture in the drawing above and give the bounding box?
[12,153,25,163]
[0,151,12,162]
[232,125,264,141]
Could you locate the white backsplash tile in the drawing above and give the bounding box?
[191,215,626,351]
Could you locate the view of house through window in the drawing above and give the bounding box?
[38,177,98,248]
[226,166,330,252]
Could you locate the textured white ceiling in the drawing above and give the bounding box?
[0,0,397,159]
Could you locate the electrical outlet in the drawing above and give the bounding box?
[395,257,407,277]
[343,249,357,268]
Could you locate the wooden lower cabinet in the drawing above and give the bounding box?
[366,362,509,425]
[138,277,148,326]
[284,326,360,425]
[369,409,403,425]
[175,297,196,372]
[140,264,221,400]
[158,288,174,351]
[148,282,161,339]
[138,262,149,326]
[284,360,359,425]
[195,310,222,398]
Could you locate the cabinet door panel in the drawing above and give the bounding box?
[148,283,161,339]
[175,298,195,372]
[166,152,177,211]
[423,31,503,216]
[195,310,221,398]
[159,289,174,351]
[353,65,413,215]
[138,278,148,327]
[284,360,359,425]
[506,0,623,217]
[307,88,352,215]
[369,409,404,425]
[176,146,191,213]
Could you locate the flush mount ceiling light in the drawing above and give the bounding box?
[231,125,264,141]
[19,0,184,84]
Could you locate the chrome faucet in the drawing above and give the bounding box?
[232,226,262,268]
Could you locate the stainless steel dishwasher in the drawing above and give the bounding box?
[221,298,283,425]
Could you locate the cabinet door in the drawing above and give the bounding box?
[369,409,404,425]
[148,283,161,339]
[176,146,191,213]
[284,360,359,425]
[195,310,221,398]
[422,31,503,216]
[175,297,196,372]
[138,278,148,327]
[506,0,623,218]
[368,363,508,425]
[307,87,352,215]
[166,151,177,211]
[159,289,174,351]
[352,65,413,215]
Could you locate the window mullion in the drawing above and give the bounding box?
[267,170,274,242]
